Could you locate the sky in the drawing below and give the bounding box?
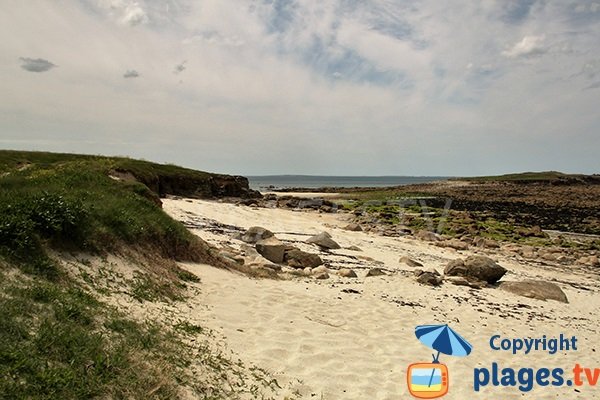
[1,0,599,176]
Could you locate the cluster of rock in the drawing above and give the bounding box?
[232,226,370,280]
[405,254,569,303]
[239,195,339,213]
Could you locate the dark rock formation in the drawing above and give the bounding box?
[444,255,507,284]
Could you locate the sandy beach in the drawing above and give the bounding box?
[163,198,600,399]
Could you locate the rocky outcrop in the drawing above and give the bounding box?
[118,167,261,200]
[499,280,569,303]
[444,255,507,284]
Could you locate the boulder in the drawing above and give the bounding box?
[399,256,423,268]
[284,248,323,269]
[444,255,507,284]
[416,230,442,242]
[306,232,341,250]
[338,268,358,278]
[366,268,386,277]
[414,268,443,286]
[255,237,286,264]
[314,272,330,280]
[499,280,568,303]
[240,226,274,244]
[437,239,469,251]
[312,265,329,275]
[344,223,363,232]
[298,198,324,209]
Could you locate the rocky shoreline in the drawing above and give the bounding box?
[263,176,600,235]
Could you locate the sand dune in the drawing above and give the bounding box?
[165,199,600,399]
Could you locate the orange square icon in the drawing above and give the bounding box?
[407,363,449,399]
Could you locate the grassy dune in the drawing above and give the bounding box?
[0,150,275,399]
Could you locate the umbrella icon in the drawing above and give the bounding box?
[415,324,473,388]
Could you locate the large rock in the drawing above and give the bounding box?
[344,223,363,232]
[444,255,507,284]
[255,237,286,264]
[284,248,323,269]
[240,226,274,244]
[306,232,341,250]
[366,268,386,277]
[414,268,443,286]
[499,280,568,303]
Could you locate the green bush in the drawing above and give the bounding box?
[0,192,87,264]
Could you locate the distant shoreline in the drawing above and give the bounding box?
[247,175,451,191]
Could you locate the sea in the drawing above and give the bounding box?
[247,175,450,191]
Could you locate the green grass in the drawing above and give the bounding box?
[0,271,184,399]
[0,150,222,279]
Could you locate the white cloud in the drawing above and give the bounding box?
[502,35,548,58]
[97,0,149,26]
[121,2,148,26]
[0,1,599,175]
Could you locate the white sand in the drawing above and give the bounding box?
[164,199,600,399]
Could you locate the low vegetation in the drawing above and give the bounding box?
[338,196,600,250]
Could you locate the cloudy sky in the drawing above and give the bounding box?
[1,1,599,176]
